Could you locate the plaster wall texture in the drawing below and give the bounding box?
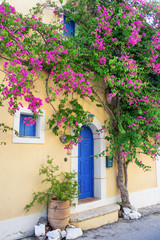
[8,0,67,25]
[106,155,157,199]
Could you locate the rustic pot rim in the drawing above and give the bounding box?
[49,198,70,203]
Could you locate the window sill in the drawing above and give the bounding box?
[13,136,44,144]
[18,136,40,138]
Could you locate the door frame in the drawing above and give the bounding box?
[71,117,107,209]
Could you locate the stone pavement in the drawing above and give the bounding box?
[22,204,160,240]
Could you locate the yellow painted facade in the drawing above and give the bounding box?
[70,211,119,230]
[106,155,157,198]
[0,1,159,237]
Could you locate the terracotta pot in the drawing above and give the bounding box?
[48,199,70,230]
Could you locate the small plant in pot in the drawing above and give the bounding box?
[25,156,79,230]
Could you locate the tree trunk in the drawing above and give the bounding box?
[114,95,131,209]
[116,146,131,209]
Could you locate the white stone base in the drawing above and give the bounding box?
[0,212,46,240]
[129,187,160,209]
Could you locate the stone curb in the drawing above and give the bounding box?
[138,204,160,217]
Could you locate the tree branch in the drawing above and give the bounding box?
[45,72,57,113]
[91,86,114,118]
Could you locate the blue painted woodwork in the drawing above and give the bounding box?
[19,114,36,137]
[78,126,94,199]
[63,15,75,37]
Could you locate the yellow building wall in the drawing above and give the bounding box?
[8,0,40,14]
[8,0,66,24]
[106,152,157,198]
[0,104,71,221]
[128,155,157,192]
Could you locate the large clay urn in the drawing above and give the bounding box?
[48,199,70,230]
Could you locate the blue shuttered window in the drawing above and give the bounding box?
[63,15,75,37]
[19,114,36,137]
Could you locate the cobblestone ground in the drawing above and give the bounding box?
[22,204,160,240]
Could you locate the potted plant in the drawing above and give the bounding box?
[25,156,78,230]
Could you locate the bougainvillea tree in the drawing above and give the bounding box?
[0,0,159,209]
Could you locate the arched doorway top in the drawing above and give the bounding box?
[80,125,93,138]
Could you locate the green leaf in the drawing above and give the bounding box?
[96,104,103,107]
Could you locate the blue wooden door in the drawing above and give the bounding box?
[78,126,94,199]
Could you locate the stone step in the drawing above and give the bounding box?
[70,204,120,230]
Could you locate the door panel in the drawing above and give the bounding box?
[78,126,94,199]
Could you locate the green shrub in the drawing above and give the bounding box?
[25,156,79,212]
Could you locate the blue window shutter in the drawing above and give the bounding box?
[19,114,36,137]
[63,15,75,37]
[19,114,25,136]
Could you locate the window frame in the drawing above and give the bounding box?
[13,107,45,144]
